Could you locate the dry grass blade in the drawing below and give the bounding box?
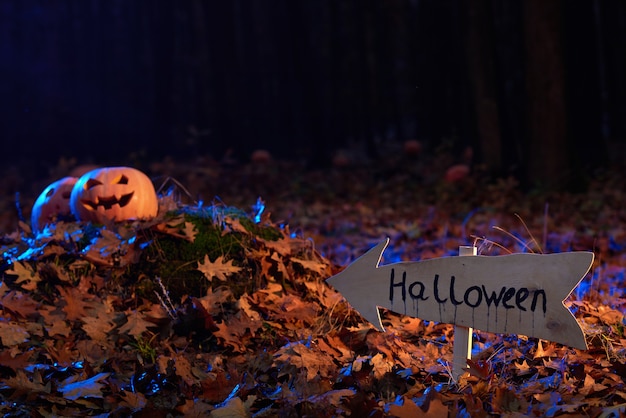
[491,225,535,253]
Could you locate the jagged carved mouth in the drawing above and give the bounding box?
[81,192,134,211]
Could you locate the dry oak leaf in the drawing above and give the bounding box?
[196,286,234,312]
[222,216,251,235]
[0,320,29,346]
[258,237,293,256]
[238,296,261,321]
[370,352,393,380]
[81,315,116,341]
[579,373,609,396]
[56,285,96,321]
[210,396,249,418]
[119,390,148,411]
[183,221,198,242]
[317,335,353,361]
[1,369,50,397]
[0,290,41,319]
[0,349,34,372]
[5,261,41,291]
[59,372,110,400]
[274,341,337,381]
[307,389,356,411]
[198,255,242,282]
[291,257,330,275]
[158,353,195,386]
[176,398,213,417]
[270,250,290,280]
[213,312,260,353]
[155,218,198,242]
[258,292,319,328]
[388,394,449,418]
[76,339,113,364]
[118,309,156,337]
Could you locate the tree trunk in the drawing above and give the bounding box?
[523,0,568,189]
[465,0,502,175]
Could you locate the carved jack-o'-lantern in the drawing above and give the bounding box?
[70,166,158,223]
[31,177,78,233]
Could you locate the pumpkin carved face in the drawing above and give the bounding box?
[31,177,78,233]
[70,166,158,223]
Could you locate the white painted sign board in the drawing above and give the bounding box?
[327,239,594,349]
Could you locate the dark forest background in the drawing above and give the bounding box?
[1,1,625,190]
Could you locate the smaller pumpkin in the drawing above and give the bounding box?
[70,166,158,224]
[31,177,78,233]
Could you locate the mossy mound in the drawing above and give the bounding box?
[0,199,330,307]
[131,204,284,300]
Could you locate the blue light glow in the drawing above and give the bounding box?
[252,197,265,223]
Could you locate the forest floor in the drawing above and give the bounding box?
[0,149,625,417]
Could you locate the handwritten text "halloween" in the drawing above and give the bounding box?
[389,268,547,314]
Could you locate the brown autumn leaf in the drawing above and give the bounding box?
[262,293,320,329]
[387,396,425,418]
[259,237,293,256]
[2,369,50,398]
[119,390,148,410]
[56,285,95,321]
[237,295,261,320]
[182,221,198,242]
[256,250,274,281]
[197,255,242,282]
[533,340,557,359]
[81,314,115,341]
[514,359,534,376]
[466,358,491,380]
[81,228,124,265]
[59,372,110,400]
[5,261,40,291]
[0,349,34,372]
[158,353,195,386]
[0,320,29,346]
[290,256,330,275]
[274,341,337,380]
[39,305,71,337]
[270,250,290,280]
[176,398,213,416]
[370,352,393,380]
[388,394,450,418]
[199,369,239,403]
[317,335,353,362]
[118,309,156,337]
[155,218,199,242]
[40,261,72,283]
[196,286,234,312]
[0,290,41,319]
[213,312,260,353]
[579,373,608,396]
[222,216,251,235]
[210,396,248,418]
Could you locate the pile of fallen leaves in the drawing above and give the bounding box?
[0,157,624,416]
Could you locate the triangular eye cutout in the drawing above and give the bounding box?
[114,175,129,185]
[85,179,103,190]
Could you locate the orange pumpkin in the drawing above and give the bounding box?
[31,177,78,233]
[70,166,158,223]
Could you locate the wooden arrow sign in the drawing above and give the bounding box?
[327,239,594,349]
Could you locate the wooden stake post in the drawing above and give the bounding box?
[453,245,477,381]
